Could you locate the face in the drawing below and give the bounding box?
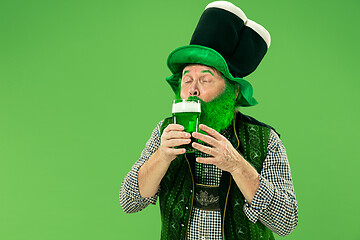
[180,64,226,102]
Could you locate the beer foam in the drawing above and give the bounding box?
[172,101,201,113]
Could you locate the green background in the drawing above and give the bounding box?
[1,0,359,239]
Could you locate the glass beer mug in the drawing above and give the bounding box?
[172,99,201,153]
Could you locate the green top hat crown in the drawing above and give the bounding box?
[166,1,271,107]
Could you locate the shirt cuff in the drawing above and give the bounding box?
[125,169,158,205]
[244,175,275,223]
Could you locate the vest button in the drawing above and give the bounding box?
[181,224,184,227]
[185,207,188,210]
[190,190,193,193]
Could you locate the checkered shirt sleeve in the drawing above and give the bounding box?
[243,129,298,236]
[119,121,163,213]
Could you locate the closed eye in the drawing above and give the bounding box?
[200,77,211,83]
[182,76,193,84]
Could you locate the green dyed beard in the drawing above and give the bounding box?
[176,83,238,133]
[199,84,237,132]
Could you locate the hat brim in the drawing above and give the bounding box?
[166,45,258,107]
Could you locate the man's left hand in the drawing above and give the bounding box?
[192,124,243,174]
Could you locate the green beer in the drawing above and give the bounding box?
[172,99,201,152]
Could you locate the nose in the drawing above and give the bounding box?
[189,81,199,97]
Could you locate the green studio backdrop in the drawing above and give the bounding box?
[0,0,359,239]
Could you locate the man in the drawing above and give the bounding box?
[120,1,298,239]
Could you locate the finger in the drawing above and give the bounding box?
[192,132,219,147]
[167,138,191,148]
[199,124,223,141]
[165,131,191,140]
[164,124,184,133]
[169,147,186,155]
[196,157,216,165]
[192,142,218,157]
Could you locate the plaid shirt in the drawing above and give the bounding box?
[120,120,298,238]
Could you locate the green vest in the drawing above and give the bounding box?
[159,112,276,240]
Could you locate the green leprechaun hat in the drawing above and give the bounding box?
[166,1,271,107]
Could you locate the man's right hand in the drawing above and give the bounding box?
[138,124,191,198]
[158,124,191,162]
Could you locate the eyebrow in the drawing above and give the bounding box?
[182,69,215,76]
[201,70,214,76]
